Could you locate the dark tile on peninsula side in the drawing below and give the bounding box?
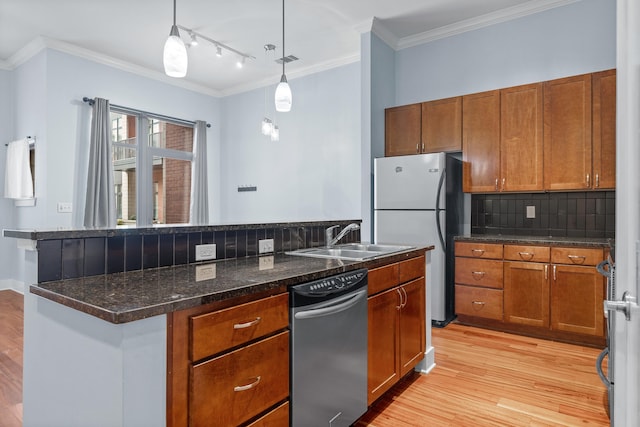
[174,234,188,265]
[143,234,159,269]
[188,232,202,263]
[214,231,225,259]
[125,235,142,271]
[225,231,237,259]
[274,229,283,253]
[62,239,84,280]
[159,234,174,267]
[202,231,215,245]
[38,240,62,282]
[236,230,247,258]
[246,229,257,257]
[282,228,292,251]
[107,236,125,274]
[84,237,106,277]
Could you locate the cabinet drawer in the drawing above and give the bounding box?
[455,258,503,289]
[190,293,289,361]
[455,285,503,320]
[368,262,400,295]
[504,245,550,262]
[399,255,425,284]
[190,331,289,427]
[455,242,503,259]
[551,247,604,266]
[245,401,289,427]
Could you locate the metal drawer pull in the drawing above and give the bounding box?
[544,265,548,280]
[495,178,498,191]
[501,178,505,191]
[416,143,420,153]
[518,251,534,261]
[567,255,587,264]
[234,376,261,392]
[472,301,486,307]
[396,289,403,310]
[233,317,262,329]
[471,249,485,257]
[471,271,486,280]
[595,174,600,188]
[586,174,590,187]
[553,265,557,281]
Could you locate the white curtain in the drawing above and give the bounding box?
[189,120,209,225]
[84,97,116,228]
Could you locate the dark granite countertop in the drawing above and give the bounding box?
[455,234,613,248]
[30,246,433,324]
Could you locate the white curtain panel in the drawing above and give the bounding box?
[84,97,116,228]
[189,120,209,225]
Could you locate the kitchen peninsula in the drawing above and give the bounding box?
[4,221,433,427]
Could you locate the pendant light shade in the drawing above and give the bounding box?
[275,0,292,112]
[163,0,188,78]
[275,75,292,112]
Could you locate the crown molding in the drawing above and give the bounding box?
[220,52,361,97]
[397,0,579,50]
[5,36,223,97]
[354,17,399,50]
[0,59,11,71]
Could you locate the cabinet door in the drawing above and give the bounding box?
[385,104,422,156]
[422,97,462,153]
[550,265,605,337]
[462,90,501,192]
[367,288,400,405]
[592,69,616,189]
[544,74,593,190]
[504,261,550,327]
[501,83,544,191]
[399,278,426,376]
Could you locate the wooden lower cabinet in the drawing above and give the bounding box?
[504,261,549,328]
[455,285,503,321]
[367,256,426,406]
[551,264,605,337]
[246,402,289,427]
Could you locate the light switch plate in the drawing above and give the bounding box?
[526,205,536,219]
[259,239,274,254]
[57,202,72,213]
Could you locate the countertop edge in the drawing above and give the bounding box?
[454,235,612,248]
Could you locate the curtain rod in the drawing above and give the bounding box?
[82,97,211,128]
[5,136,36,147]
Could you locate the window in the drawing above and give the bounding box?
[110,109,194,227]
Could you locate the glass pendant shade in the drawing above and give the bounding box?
[261,118,273,135]
[163,25,188,78]
[271,125,280,141]
[275,75,292,112]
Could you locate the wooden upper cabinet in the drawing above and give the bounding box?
[592,69,616,189]
[544,74,593,190]
[501,83,544,192]
[385,103,422,156]
[422,97,462,153]
[462,90,501,192]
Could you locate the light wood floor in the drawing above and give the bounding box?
[0,291,609,427]
[357,322,610,426]
[0,290,23,427]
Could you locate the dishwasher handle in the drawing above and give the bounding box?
[294,289,367,320]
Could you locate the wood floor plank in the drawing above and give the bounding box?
[357,322,609,427]
[0,290,23,427]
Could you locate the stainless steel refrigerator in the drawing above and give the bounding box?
[374,152,465,326]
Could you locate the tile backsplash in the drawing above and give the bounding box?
[36,221,361,283]
[471,191,615,238]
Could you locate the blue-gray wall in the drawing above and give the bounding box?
[395,0,615,105]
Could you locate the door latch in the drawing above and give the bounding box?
[604,291,637,321]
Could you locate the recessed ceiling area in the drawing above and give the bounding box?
[0,0,575,96]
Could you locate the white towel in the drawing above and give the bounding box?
[4,138,34,199]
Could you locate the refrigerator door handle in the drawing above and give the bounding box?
[435,167,446,251]
[596,347,610,387]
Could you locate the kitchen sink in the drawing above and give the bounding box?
[286,243,414,261]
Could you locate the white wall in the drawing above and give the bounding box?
[394,0,616,105]
[219,62,361,224]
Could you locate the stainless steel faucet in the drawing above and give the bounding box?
[325,223,360,247]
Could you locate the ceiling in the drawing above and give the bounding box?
[0,0,574,96]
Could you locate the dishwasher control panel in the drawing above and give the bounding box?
[291,269,367,298]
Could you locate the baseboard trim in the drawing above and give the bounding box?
[0,279,25,294]
[416,345,436,374]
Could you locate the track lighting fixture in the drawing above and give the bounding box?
[188,31,198,47]
[216,45,222,57]
[275,0,292,112]
[163,0,188,77]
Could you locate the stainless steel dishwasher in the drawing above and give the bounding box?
[290,269,368,427]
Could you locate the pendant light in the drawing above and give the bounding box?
[163,0,188,78]
[274,0,292,112]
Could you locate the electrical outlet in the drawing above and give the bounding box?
[526,205,536,219]
[195,264,216,281]
[195,244,217,261]
[57,202,72,213]
[259,239,274,254]
[259,256,274,271]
